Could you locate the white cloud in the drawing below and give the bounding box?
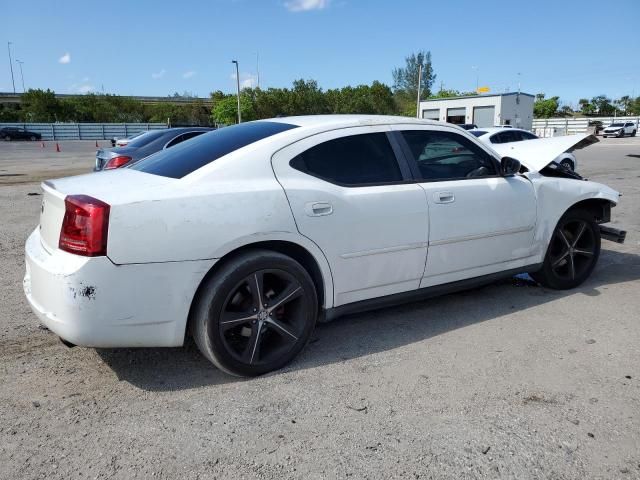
[59,52,71,64]
[151,69,166,79]
[182,70,196,79]
[284,0,329,12]
[231,72,258,89]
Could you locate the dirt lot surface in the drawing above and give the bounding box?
[1,137,639,479]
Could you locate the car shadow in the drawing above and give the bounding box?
[97,248,640,391]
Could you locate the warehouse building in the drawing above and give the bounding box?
[419,92,535,130]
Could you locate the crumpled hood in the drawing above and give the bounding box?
[490,134,599,172]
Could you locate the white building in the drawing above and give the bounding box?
[419,92,535,130]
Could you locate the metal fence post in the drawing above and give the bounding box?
[51,124,55,141]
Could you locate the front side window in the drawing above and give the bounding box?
[401,130,497,181]
[290,132,402,186]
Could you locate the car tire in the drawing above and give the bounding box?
[530,209,601,290]
[560,159,574,171]
[29,135,37,141]
[3,135,10,141]
[191,249,318,377]
[618,130,625,138]
[632,130,637,137]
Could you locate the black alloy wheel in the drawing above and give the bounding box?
[531,209,601,289]
[192,250,317,376]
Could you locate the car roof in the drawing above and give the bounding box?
[469,127,532,135]
[266,114,442,129]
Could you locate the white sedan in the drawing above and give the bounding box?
[470,127,578,171]
[24,115,625,376]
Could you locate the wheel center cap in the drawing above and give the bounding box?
[257,310,268,321]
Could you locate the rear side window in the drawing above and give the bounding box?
[470,130,487,137]
[290,133,402,186]
[126,130,166,147]
[131,122,298,178]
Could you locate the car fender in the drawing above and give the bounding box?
[207,230,335,309]
[528,174,620,258]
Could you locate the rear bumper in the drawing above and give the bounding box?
[24,228,215,348]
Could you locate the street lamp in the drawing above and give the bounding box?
[15,59,25,92]
[7,42,16,94]
[231,60,241,123]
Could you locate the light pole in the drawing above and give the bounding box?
[15,59,25,92]
[232,60,241,123]
[7,42,16,94]
[416,63,422,118]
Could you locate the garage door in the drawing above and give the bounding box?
[446,107,466,124]
[473,106,495,127]
[422,109,439,120]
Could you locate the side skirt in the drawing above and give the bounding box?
[322,264,543,322]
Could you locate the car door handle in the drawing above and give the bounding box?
[305,202,333,217]
[434,192,455,204]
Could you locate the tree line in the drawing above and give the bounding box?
[2,50,638,124]
[534,94,640,118]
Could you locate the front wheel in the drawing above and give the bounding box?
[632,130,637,137]
[618,130,625,138]
[29,135,37,141]
[2,135,10,141]
[191,250,318,377]
[530,209,601,290]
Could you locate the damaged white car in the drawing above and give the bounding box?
[24,115,626,376]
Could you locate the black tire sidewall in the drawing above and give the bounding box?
[532,209,601,289]
[193,250,318,376]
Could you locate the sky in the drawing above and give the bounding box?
[2,0,639,106]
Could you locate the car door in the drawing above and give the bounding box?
[392,125,538,287]
[271,126,429,307]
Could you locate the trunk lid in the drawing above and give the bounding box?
[490,134,599,172]
[39,169,175,253]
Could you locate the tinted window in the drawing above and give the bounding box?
[165,133,186,149]
[520,131,538,140]
[126,130,166,147]
[401,130,497,181]
[131,121,298,179]
[470,130,487,137]
[290,133,402,186]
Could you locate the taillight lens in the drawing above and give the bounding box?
[59,195,110,256]
[104,155,131,169]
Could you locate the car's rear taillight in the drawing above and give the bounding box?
[59,195,110,256]
[104,155,132,169]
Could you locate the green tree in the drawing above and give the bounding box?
[533,95,559,118]
[392,51,436,116]
[614,95,631,115]
[590,95,615,116]
[20,89,61,122]
[578,98,595,116]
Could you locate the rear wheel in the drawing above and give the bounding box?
[530,209,600,290]
[29,135,37,141]
[191,250,318,376]
[2,135,10,141]
[632,130,637,137]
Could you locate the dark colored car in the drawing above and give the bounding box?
[458,123,478,130]
[94,127,214,171]
[0,127,42,141]
[588,120,604,135]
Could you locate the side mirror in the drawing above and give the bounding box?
[501,156,521,176]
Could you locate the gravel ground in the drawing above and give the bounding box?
[1,137,639,479]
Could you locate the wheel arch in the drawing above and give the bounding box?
[565,197,612,224]
[185,236,334,343]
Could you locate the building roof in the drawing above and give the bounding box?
[420,92,534,103]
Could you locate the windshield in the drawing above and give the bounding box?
[125,130,166,147]
[130,121,298,179]
[609,123,624,127]
[469,130,487,137]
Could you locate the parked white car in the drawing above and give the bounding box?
[470,127,578,171]
[24,115,625,376]
[602,122,637,138]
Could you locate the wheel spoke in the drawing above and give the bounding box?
[568,253,576,280]
[572,222,587,247]
[552,250,570,268]
[557,228,571,249]
[265,318,298,340]
[251,272,265,310]
[241,324,262,364]
[220,311,257,331]
[573,248,594,257]
[267,285,302,313]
